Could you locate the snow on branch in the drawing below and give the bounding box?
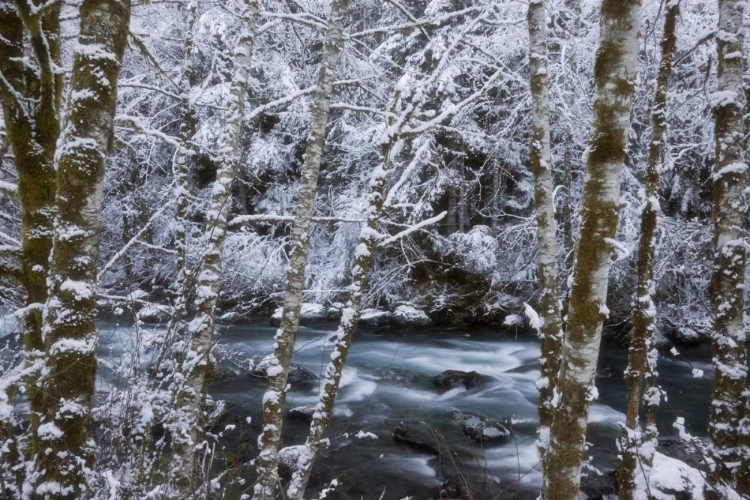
[348,6,483,38]
[228,214,364,226]
[115,115,190,154]
[99,199,177,280]
[377,211,446,247]
[0,180,18,197]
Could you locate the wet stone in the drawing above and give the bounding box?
[432,370,494,391]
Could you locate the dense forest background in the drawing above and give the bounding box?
[0,0,716,338]
[0,0,747,498]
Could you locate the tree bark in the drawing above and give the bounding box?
[705,1,749,498]
[284,82,418,498]
[0,0,61,462]
[617,3,679,499]
[527,0,564,464]
[542,1,641,499]
[29,0,131,496]
[252,2,351,497]
[171,0,259,491]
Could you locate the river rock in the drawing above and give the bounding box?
[392,421,440,455]
[360,308,395,326]
[249,357,317,383]
[579,470,616,500]
[433,370,494,391]
[658,438,709,472]
[648,451,705,499]
[288,406,315,423]
[439,477,464,499]
[393,305,432,326]
[448,411,511,443]
[136,304,170,324]
[277,445,304,479]
[270,303,334,326]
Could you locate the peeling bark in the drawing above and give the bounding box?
[29,0,132,496]
[616,3,679,499]
[252,1,352,497]
[705,1,749,498]
[542,1,641,499]
[527,0,564,464]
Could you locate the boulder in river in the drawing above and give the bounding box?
[393,304,432,326]
[277,445,304,479]
[432,370,494,391]
[392,421,440,455]
[136,304,170,324]
[448,411,511,444]
[249,357,317,383]
[270,303,337,326]
[288,406,315,423]
[648,451,705,499]
[579,470,616,500]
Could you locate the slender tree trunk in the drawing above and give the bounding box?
[527,0,564,464]
[253,2,351,497]
[705,1,749,498]
[457,157,468,232]
[28,0,131,496]
[559,0,581,281]
[285,139,401,500]
[617,3,679,498]
[0,0,61,463]
[284,82,416,497]
[171,0,259,491]
[739,389,750,495]
[542,1,641,499]
[167,0,200,356]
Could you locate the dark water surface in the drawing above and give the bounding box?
[1,313,711,499]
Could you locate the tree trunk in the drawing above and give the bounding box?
[527,0,564,464]
[617,3,679,498]
[172,0,259,491]
[284,81,417,497]
[252,2,351,496]
[705,1,748,498]
[0,0,61,463]
[558,0,581,281]
[29,0,131,496]
[542,1,641,499]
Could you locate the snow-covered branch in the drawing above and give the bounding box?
[377,211,446,247]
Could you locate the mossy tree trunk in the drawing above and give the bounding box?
[704,1,749,498]
[0,0,62,466]
[617,2,679,498]
[252,1,351,497]
[29,0,131,496]
[542,1,641,499]
[171,0,259,491]
[527,0,564,465]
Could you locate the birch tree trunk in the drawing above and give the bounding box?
[704,1,749,498]
[617,3,679,498]
[527,0,564,464]
[542,1,641,499]
[284,83,416,495]
[170,0,259,490]
[166,0,199,356]
[253,1,351,497]
[559,0,581,280]
[0,0,61,460]
[29,0,131,496]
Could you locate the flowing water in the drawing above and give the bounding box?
[208,322,712,499]
[2,315,715,499]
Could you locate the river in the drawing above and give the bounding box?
[5,315,714,499]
